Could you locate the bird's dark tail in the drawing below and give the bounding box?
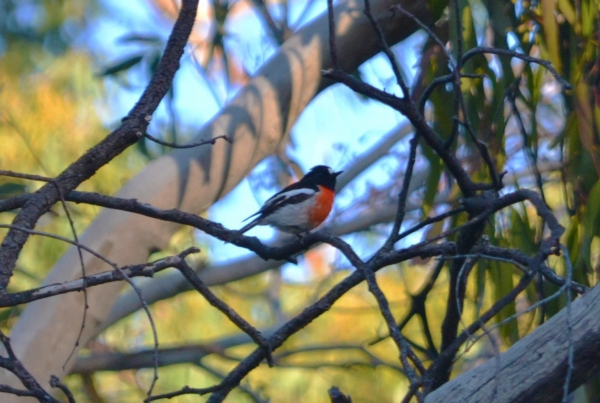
[229,217,261,241]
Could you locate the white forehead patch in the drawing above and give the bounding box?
[327,167,333,174]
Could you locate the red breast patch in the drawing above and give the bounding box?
[308,186,335,227]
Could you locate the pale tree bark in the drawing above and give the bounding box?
[424,284,600,403]
[0,0,438,399]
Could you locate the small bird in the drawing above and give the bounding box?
[235,165,343,236]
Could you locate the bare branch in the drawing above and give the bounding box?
[0,249,199,307]
[363,0,409,97]
[0,330,62,403]
[381,133,420,249]
[50,375,76,403]
[322,69,480,196]
[462,47,572,90]
[326,0,339,69]
[0,170,55,183]
[174,260,273,366]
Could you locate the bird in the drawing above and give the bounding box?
[234,165,343,237]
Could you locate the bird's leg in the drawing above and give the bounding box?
[296,231,314,249]
[282,232,309,264]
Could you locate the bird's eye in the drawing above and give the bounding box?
[328,167,333,174]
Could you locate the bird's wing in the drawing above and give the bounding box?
[242,186,317,221]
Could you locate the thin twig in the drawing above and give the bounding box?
[363,0,409,97]
[475,245,587,294]
[446,0,465,149]
[327,237,424,400]
[462,47,572,90]
[0,330,62,403]
[326,0,339,69]
[146,385,221,402]
[397,207,466,243]
[391,5,451,66]
[251,0,284,44]
[0,169,56,183]
[382,133,420,250]
[52,183,89,371]
[562,246,574,402]
[452,0,464,65]
[50,375,76,403]
[175,260,274,366]
[454,256,479,341]
[418,73,483,113]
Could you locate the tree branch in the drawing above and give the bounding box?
[424,273,600,403]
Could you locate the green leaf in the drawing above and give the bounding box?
[0,307,18,324]
[0,183,27,199]
[482,258,520,345]
[541,281,564,318]
[582,0,594,38]
[564,215,580,266]
[421,158,443,217]
[146,50,161,76]
[557,0,577,26]
[509,208,538,254]
[136,138,153,161]
[540,0,562,73]
[583,179,600,239]
[97,54,144,77]
[118,34,163,44]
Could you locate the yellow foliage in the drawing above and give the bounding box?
[0,50,145,291]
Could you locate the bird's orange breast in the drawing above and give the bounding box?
[308,186,335,226]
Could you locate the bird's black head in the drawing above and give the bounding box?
[301,165,343,191]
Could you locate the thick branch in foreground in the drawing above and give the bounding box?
[424,280,600,403]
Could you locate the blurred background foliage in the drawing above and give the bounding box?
[2,0,600,401]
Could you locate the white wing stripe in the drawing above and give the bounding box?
[277,188,315,198]
[263,188,315,207]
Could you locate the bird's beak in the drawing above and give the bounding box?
[335,171,343,177]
